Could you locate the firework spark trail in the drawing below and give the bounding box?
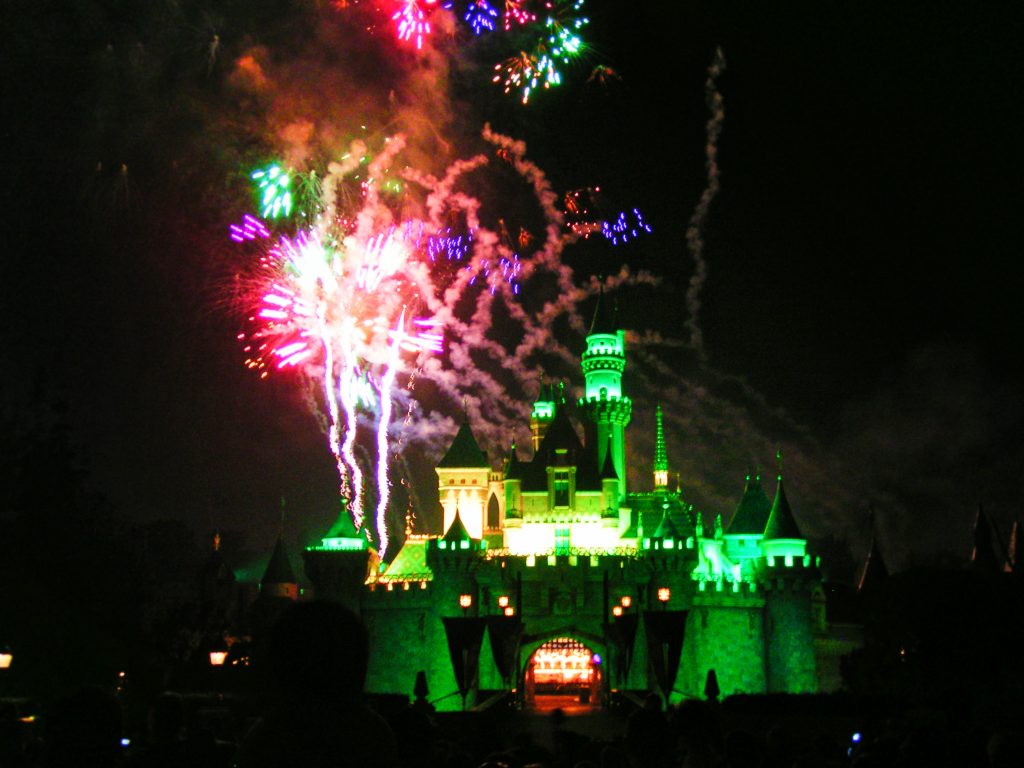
[240,121,650,553]
[685,46,726,355]
[320,322,358,522]
[339,366,365,528]
[375,309,406,555]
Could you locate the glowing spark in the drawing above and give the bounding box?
[252,165,293,219]
[393,0,431,50]
[602,209,653,245]
[465,0,499,34]
[503,0,535,30]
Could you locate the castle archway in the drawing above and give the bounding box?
[522,636,603,711]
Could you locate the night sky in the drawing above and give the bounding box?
[3,0,1022,580]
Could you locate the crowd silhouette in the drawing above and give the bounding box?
[1,600,1021,768]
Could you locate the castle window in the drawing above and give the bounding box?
[555,526,570,554]
[553,470,570,507]
[487,494,500,529]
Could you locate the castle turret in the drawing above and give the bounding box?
[504,440,523,521]
[436,419,491,540]
[970,505,999,573]
[261,537,298,601]
[761,475,807,560]
[857,533,889,593]
[758,474,817,693]
[578,288,632,501]
[723,473,772,562]
[653,405,669,490]
[303,498,375,611]
[530,383,558,452]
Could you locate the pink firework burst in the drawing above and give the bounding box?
[392,0,432,50]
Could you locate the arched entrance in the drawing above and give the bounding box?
[523,637,602,711]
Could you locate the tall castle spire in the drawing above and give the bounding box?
[653,404,668,490]
[577,286,632,500]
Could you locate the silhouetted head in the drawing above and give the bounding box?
[46,687,121,768]
[268,600,368,703]
[643,692,662,712]
[149,691,184,743]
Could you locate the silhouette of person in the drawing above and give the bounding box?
[625,693,669,768]
[235,601,398,768]
[45,687,122,768]
[127,691,186,767]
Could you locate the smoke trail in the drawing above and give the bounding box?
[685,46,726,354]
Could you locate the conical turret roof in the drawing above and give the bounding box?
[858,535,889,592]
[654,507,682,540]
[261,537,296,586]
[442,507,473,544]
[537,405,584,457]
[971,505,999,573]
[726,474,773,535]
[589,284,618,335]
[654,405,668,473]
[763,477,804,540]
[438,420,489,468]
[326,497,361,538]
[505,440,523,480]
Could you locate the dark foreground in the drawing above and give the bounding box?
[4,689,1022,768]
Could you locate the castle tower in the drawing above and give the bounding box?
[722,473,772,564]
[600,443,620,517]
[759,474,817,693]
[261,536,298,600]
[303,498,375,612]
[530,382,558,452]
[504,440,523,522]
[436,419,491,540]
[653,405,669,490]
[577,288,632,500]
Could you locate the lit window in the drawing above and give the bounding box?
[554,471,570,507]
[555,525,570,554]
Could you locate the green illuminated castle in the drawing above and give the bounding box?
[302,295,853,708]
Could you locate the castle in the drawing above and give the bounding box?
[298,294,855,708]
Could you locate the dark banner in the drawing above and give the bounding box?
[442,616,487,699]
[607,613,639,684]
[486,615,523,684]
[643,610,688,698]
